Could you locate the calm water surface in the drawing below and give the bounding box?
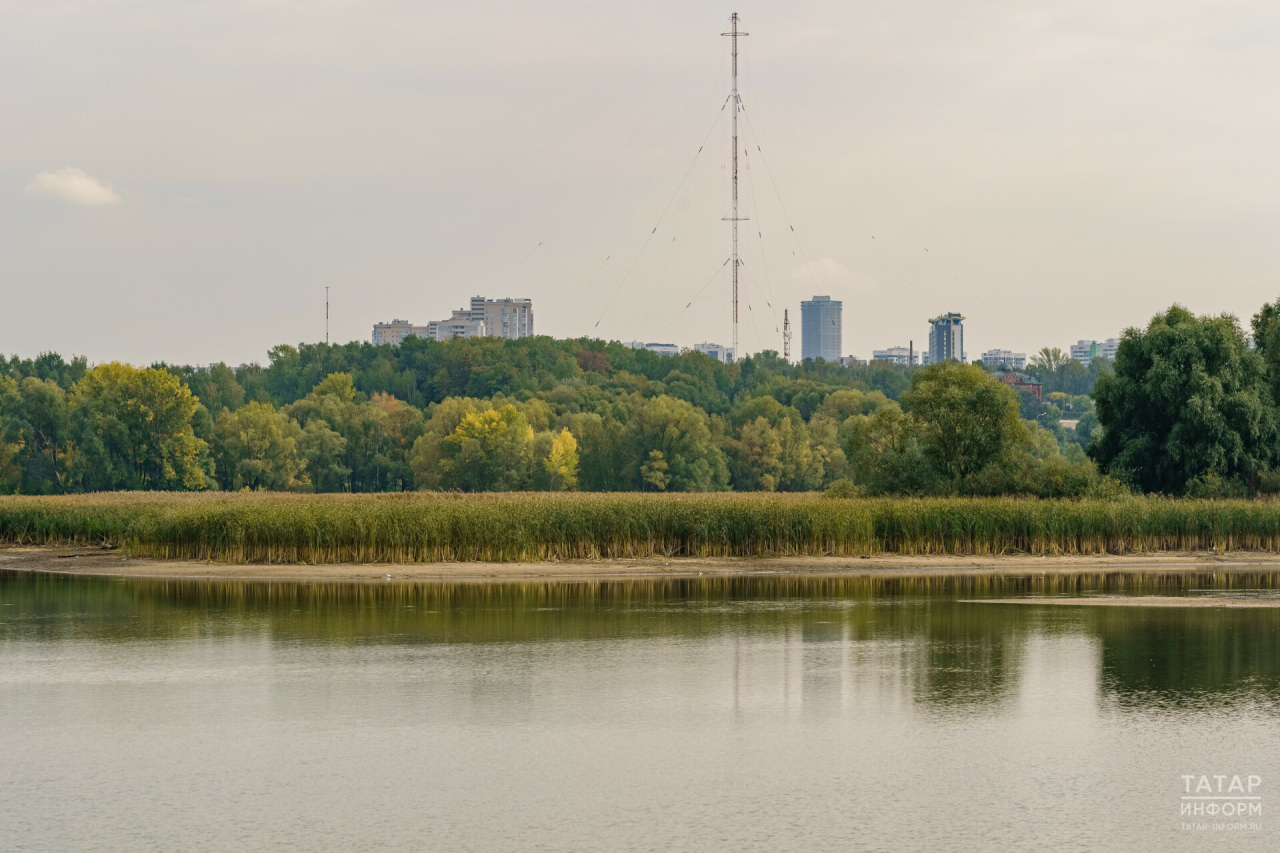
[2,569,1278,852]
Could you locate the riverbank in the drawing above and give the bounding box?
[6,544,1280,582]
[968,597,1280,607]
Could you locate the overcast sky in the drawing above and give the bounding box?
[4,0,1280,367]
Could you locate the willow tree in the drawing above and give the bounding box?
[1090,305,1274,494]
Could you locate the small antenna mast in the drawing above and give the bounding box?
[325,287,330,345]
[722,12,747,360]
[783,308,791,360]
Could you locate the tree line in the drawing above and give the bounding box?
[5,304,1259,498]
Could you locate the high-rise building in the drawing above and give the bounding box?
[928,313,965,363]
[372,319,417,346]
[694,342,735,363]
[980,349,1026,369]
[801,296,842,362]
[872,346,919,366]
[374,295,534,345]
[1070,338,1119,367]
[1069,340,1101,366]
[623,341,679,357]
[374,316,484,344]
[473,297,534,341]
[431,318,486,340]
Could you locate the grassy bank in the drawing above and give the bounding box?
[5,493,1280,564]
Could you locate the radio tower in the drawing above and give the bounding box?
[722,13,747,361]
[325,287,330,345]
[783,309,791,360]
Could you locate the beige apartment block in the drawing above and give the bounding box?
[374,296,534,345]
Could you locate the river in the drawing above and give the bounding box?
[1,569,1276,851]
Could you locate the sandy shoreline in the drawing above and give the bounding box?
[5,545,1280,583]
[967,597,1280,608]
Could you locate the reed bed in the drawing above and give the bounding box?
[5,492,1280,564]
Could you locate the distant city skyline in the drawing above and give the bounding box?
[370,295,1113,370]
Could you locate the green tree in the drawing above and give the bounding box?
[5,352,88,390]
[1028,347,1092,395]
[286,374,420,491]
[367,392,425,491]
[15,377,71,492]
[68,363,212,491]
[806,412,848,485]
[299,419,350,492]
[262,344,307,403]
[844,402,935,495]
[725,416,822,491]
[0,376,23,492]
[409,397,490,490]
[817,388,889,423]
[567,411,631,491]
[1091,305,1274,493]
[1029,347,1071,374]
[727,417,784,491]
[626,395,729,491]
[725,395,801,431]
[1075,411,1099,448]
[903,362,1029,486]
[190,363,246,416]
[640,450,669,491]
[1251,297,1280,405]
[214,402,306,490]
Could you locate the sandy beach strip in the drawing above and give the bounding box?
[964,597,1280,608]
[5,545,1280,583]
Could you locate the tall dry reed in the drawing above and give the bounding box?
[4,492,1280,564]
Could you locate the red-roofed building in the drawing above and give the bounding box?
[994,367,1043,400]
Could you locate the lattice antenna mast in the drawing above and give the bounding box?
[325,287,330,345]
[783,308,791,359]
[722,13,747,360]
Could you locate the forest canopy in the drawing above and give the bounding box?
[0,321,1177,497]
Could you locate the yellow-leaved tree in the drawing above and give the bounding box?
[439,404,534,491]
[543,427,579,491]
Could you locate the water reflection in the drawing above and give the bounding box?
[3,569,1279,712]
[913,603,1025,707]
[800,618,843,708]
[1090,606,1280,706]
